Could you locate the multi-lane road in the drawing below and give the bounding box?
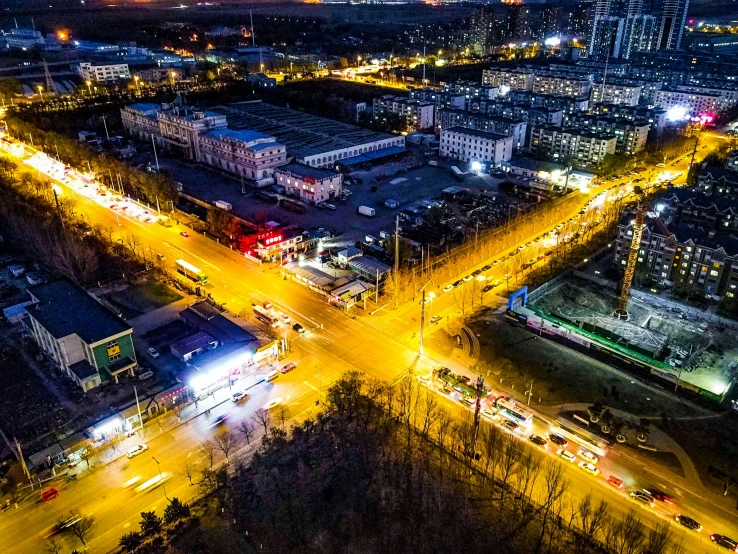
[0,133,734,553]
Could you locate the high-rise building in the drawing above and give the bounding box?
[589,16,625,59]
[654,0,690,50]
[469,7,496,56]
[537,5,563,41]
[620,14,657,59]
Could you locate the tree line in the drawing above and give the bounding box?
[120,371,688,554]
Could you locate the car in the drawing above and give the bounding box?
[644,488,674,504]
[281,313,291,324]
[557,449,576,462]
[549,433,568,447]
[430,315,442,324]
[577,449,599,464]
[324,203,336,210]
[45,515,81,538]
[490,279,503,288]
[481,408,497,420]
[607,475,623,489]
[675,515,702,532]
[630,490,655,507]
[482,284,494,293]
[281,362,296,374]
[529,434,548,447]
[526,258,537,266]
[517,245,526,251]
[419,297,433,305]
[125,444,149,459]
[710,534,738,551]
[232,391,247,402]
[453,280,463,287]
[656,163,666,167]
[292,323,306,333]
[180,231,189,238]
[462,396,476,407]
[443,284,454,293]
[267,370,279,382]
[578,461,601,476]
[147,347,160,359]
[471,269,482,276]
[156,253,166,261]
[462,275,473,282]
[526,241,534,247]
[41,488,59,502]
[213,413,232,425]
[493,259,501,266]
[481,264,492,271]
[502,419,519,432]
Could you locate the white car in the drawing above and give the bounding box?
[281,313,291,324]
[578,449,599,464]
[578,461,601,476]
[232,391,248,403]
[147,347,160,359]
[481,408,497,420]
[126,444,149,459]
[557,449,576,463]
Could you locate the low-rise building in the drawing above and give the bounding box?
[532,70,593,99]
[408,88,466,110]
[504,156,569,186]
[24,279,137,391]
[199,129,287,187]
[373,95,435,131]
[563,114,650,155]
[507,90,589,113]
[133,66,184,84]
[436,108,527,151]
[157,106,228,161]
[529,126,617,167]
[245,72,277,88]
[654,88,723,117]
[482,68,535,91]
[120,103,164,144]
[590,80,642,106]
[275,163,342,203]
[698,168,738,201]
[439,126,513,166]
[443,81,499,100]
[76,61,130,83]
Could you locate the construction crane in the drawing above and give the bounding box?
[616,185,673,319]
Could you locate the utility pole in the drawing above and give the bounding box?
[151,135,160,172]
[470,375,485,460]
[134,386,144,437]
[422,45,426,87]
[375,268,379,303]
[419,288,426,355]
[102,115,110,141]
[52,187,65,230]
[14,437,31,482]
[526,380,533,405]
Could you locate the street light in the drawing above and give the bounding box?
[151,456,170,500]
[86,80,92,95]
[37,85,43,101]
[134,75,141,94]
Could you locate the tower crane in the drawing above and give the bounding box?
[616,185,673,319]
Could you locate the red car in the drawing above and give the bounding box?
[280,363,296,374]
[41,488,59,502]
[607,475,623,489]
[180,231,189,238]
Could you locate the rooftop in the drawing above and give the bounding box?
[212,101,399,158]
[202,128,272,144]
[509,156,566,173]
[276,163,339,181]
[27,279,131,344]
[125,103,160,114]
[443,126,509,141]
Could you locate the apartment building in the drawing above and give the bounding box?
[436,108,527,151]
[563,114,650,155]
[199,129,287,187]
[507,90,589,113]
[654,89,723,117]
[615,215,738,299]
[408,89,466,110]
[663,188,738,232]
[590,80,642,106]
[275,163,342,203]
[373,95,435,131]
[698,168,738,201]
[76,61,131,83]
[471,100,564,127]
[532,71,593,99]
[443,81,500,100]
[673,85,738,110]
[482,68,535,91]
[529,126,617,167]
[439,126,513,166]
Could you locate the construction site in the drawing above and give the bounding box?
[511,271,738,403]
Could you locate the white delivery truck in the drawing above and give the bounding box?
[357,206,376,218]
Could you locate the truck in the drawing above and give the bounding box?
[215,200,232,211]
[280,198,307,214]
[175,259,209,285]
[357,206,376,218]
[450,166,467,181]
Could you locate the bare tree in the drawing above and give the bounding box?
[178,459,197,486]
[239,420,255,446]
[252,408,271,434]
[575,494,610,553]
[201,440,217,469]
[275,404,292,428]
[45,540,62,554]
[536,459,570,552]
[213,431,235,464]
[605,509,645,554]
[498,433,522,498]
[124,233,142,257]
[642,522,673,554]
[419,388,439,441]
[68,512,95,548]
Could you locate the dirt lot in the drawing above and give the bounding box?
[104,281,183,319]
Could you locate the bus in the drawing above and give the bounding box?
[552,422,608,458]
[434,367,488,400]
[253,305,280,328]
[494,396,533,427]
[176,259,209,285]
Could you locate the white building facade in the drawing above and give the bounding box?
[76,62,131,82]
[440,126,513,166]
[275,163,343,203]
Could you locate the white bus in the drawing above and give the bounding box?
[176,259,209,285]
[253,305,280,328]
[552,422,607,458]
[494,396,533,427]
